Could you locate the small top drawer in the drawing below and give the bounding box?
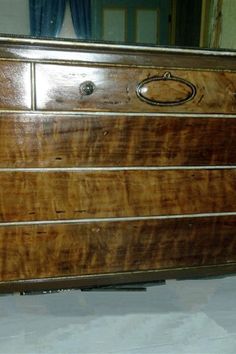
[0,61,31,110]
[35,63,236,113]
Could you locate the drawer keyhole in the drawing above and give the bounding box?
[79,81,95,96]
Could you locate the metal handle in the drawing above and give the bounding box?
[79,81,95,96]
[136,71,197,106]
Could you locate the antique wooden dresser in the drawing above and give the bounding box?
[0,36,236,293]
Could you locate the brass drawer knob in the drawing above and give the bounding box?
[79,81,95,96]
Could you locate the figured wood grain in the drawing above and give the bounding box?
[1,114,236,167]
[0,37,236,290]
[1,169,236,222]
[35,64,236,113]
[0,61,31,109]
[0,216,236,281]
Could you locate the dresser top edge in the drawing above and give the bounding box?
[0,35,236,71]
[0,35,236,57]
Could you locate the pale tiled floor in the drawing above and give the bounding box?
[0,276,236,354]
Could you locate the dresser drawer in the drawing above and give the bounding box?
[1,216,236,282]
[1,169,236,222]
[1,114,236,168]
[0,61,31,110]
[35,64,236,113]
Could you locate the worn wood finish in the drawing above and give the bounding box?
[1,39,236,71]
[0,216,236,281]
[1,169,236,222]
[0,61,31,110]
[0,36,236,291]
[35,64,236,113]
[1,114,236,167]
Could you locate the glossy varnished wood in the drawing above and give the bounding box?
[0,216,236,281]
[1,114,236,167]
[35,64,236,113]
[1,169,236,222]
[0,61,31,109]
[1,38,236,71]
[0,36,236,292]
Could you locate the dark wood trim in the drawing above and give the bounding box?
[0,263,236,294]
[0,38,235,71]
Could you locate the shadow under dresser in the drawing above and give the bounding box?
[0,36,236,293]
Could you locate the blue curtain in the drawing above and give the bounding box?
[70,0,91,39]
[29,0,66,37]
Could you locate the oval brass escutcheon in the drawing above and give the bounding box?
[136,71,197,106]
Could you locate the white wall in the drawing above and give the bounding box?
[59,1,76,39]
[220,0,236,49]
[208,0,236,49]
[0,0,29,35]
[0,0,75,38]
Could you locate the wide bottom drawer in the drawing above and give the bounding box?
[0,216,236,283]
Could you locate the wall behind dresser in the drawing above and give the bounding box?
[0,0,29,35]
[0,0,235,49]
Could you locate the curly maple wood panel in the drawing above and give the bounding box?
[1,114,236,167]
[1,170,236,222]
[0,61,31,110]
[35,64,236,113]
[0,216,236,281]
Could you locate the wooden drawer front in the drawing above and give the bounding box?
[1,169,236,222]
[0,216,236,281]
[35,64,236,113]
[1,114,236,167]
[0,62,31,110]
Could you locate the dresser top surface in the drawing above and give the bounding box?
[0,34,236,57]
